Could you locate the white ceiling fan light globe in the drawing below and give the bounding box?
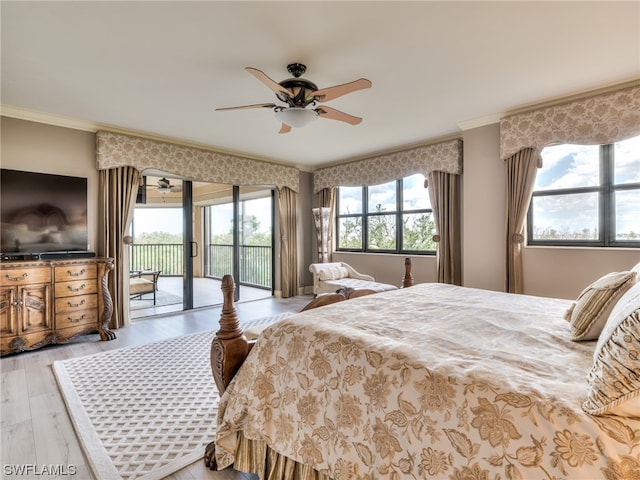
[274,107,318,128]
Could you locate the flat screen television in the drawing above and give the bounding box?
[1,169,88,255]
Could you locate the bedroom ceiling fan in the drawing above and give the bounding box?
[153,177,182,194]
[216,63,372,133]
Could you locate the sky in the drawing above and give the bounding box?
[535,135,639,237]
[133,208,183,236]
[338,173,430,214]
[133,197,272,237]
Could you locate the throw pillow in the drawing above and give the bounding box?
[318,265,349,281]
[565,270,636,341]
[582,282,640,418]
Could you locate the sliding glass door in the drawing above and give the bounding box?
[129,175,274,319]
[202,186,274,304]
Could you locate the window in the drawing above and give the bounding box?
[527,135,640,247]
[336,174,436,254]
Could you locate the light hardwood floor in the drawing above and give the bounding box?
[1,295,311,480]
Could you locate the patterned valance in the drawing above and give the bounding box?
[96,131,300,192]
[500,85,640,161]
[313,139,462,193]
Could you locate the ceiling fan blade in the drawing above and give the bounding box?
[279,123,292,134]
[316,106,363,125]
[311,78,372,102]
[245,67,293,98]
[215,103,276,111]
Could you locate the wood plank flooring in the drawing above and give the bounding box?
[1,295,311,480]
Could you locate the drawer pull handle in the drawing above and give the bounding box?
[67,283,86,292]
[67,314,86,323]
[67,268,86,277]
[66,299,86,308]
[5,272,29,281]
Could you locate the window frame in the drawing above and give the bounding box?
[335,177,436,255]
[527,141,640,248]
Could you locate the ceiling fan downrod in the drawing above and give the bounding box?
[286,63,307,78]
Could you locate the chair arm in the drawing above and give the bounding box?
[341,263,374,281]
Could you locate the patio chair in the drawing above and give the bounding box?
[129,270,161,305]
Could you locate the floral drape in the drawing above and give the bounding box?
[277,187,298,297]
[313,139,462,193]
[500,84,640,293]
[428,171,461,285]
[99,166,140,328]
[96,131,299,191]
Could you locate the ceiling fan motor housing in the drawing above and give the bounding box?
[277,79,318,107]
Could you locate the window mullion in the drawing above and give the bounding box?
[601,144,612,246]
[363,186,369,252]
[397,179,403,253]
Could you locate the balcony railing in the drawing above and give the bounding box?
[129,243,272,289]
[206,244,272,288]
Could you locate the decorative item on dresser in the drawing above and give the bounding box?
[0,257,115,356]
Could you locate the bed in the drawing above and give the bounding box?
[206,269,640,479]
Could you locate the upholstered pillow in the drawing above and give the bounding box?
[565,270,636,341]
[582,282,640,418]
[317,266,349,281]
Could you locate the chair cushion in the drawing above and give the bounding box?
[323,278,397,293]
[130,277,154,295]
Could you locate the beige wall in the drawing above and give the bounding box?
[462,123,505,291]
[523,247,639,299]
[332,252,437,287]
[1,117,100,252]
[296,170,314,295]
[3,115,638,301]
[460,122,638,300]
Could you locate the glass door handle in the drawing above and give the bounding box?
[190,241,198,258]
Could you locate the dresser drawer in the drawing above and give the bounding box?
[1,267,51,287]
[55,279,97,298]
[55,308,98,329]
[55,294,98,313]
[54,264,97,282]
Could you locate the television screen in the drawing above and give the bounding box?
[1,169,88,254]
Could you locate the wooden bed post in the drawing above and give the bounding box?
[210,275,250,396]
[402,257,414,288]
[206,274,252,470]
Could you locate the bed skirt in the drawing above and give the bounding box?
[231,432,332,480]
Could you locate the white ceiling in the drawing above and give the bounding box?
[2,1,638,170]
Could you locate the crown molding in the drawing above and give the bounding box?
[456,78,640,132]
[457,113,502,131]
[1,105,100,132]
[502,78,640,119]
[0,104,295,168]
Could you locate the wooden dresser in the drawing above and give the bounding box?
[0,257,115,356]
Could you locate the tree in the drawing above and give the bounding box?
[135,231,182,244]
[403,214,436,251]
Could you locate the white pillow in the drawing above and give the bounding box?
[317,266,349,281]
[582,282,640,418]
[565,271,636,341]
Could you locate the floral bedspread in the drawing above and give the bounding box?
[215,284,640,479]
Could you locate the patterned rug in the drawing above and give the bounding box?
[52,312,294,480]
[129,290,183,310]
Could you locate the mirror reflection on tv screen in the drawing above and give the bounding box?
[1,169,88,254]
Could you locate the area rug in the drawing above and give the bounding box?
[129,290,183,310]
[52,312,294,480]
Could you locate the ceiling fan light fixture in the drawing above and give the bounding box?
[275,107,318,128]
